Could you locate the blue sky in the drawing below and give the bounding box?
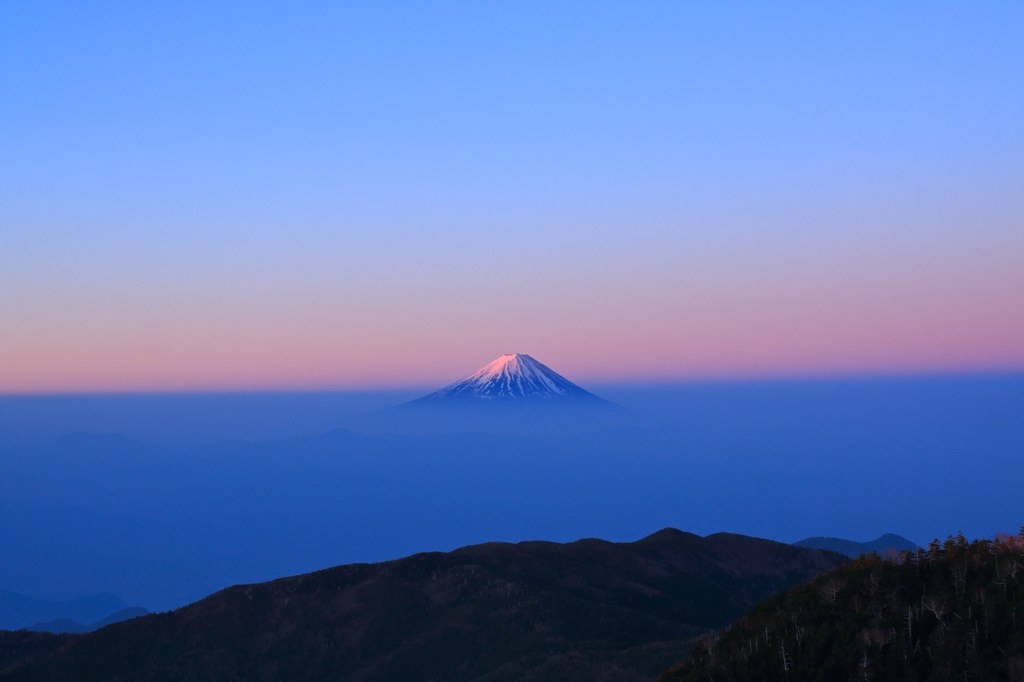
[2,2,1022,390]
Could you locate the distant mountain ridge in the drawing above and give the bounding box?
[416,353,603,402]
[0,592,129,632]
[26,607,149,635]
[0,529,845,682]
[793,533,920,558]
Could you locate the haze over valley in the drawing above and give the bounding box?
[1,359,1019,614]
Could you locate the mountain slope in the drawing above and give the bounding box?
[793,532,920,558]
[660,530,1024,682]
[0,530,845,682]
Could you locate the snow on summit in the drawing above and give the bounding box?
[422,354,600,401]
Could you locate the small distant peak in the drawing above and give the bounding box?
[635,528,702,547]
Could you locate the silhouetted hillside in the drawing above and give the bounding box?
[793,532,919,558]
[660,529,1024,682]
[0,632,69,675]
[0,530,843,682]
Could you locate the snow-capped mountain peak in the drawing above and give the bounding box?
[421,353,598,401]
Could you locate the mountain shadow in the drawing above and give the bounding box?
[0,530,845,682]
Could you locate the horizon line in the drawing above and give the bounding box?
[2,367,1022,398]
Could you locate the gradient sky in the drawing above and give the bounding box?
[2,2,1022,392]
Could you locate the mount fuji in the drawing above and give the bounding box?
[416,353,604,403]
[343,354,623,435]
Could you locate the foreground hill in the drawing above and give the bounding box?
[660,529,1024,682]
[0,530,843,682]
[793,532,920,558]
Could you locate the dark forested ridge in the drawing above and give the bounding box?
[0,632,69,676]
[0,530,843,682]
[660,529,1024,682]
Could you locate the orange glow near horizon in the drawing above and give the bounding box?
[3,293,1021,393]
[5,217,1023,393]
